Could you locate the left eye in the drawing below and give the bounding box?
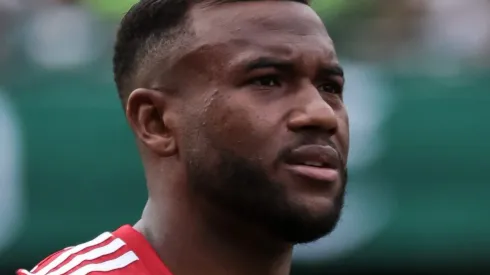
[318,83,341,94]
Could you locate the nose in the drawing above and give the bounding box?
[287,90,338,135]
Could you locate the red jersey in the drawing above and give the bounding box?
[17,225,173,275]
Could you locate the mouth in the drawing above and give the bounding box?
[284,145,341,182]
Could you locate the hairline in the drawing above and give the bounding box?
[117,0,311,102]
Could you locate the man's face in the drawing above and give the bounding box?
[176,1,349,244]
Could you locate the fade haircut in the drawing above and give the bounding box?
[113,0,310,102]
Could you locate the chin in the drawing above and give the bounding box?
[301,193,340,214]
[279,214,342,244]
[267,196,344,245]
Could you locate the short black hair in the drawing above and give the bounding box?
[113,0,310,102]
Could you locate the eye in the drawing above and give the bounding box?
[250,75,282,87]
[318,83,342,94]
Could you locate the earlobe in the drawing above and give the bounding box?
[125,88,178,157]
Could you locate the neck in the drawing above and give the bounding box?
[135,197,294,275]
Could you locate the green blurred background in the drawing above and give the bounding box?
[0,0,489,274]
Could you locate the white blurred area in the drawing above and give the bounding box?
[24,3,98,69]
[422,0,490,62]
[0,91,23,255]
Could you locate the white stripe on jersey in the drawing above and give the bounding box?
[46,238,126,275]
[28,247,71,273]
[16,269,33,275]
[69,251,138,275]
[35,232,112,275]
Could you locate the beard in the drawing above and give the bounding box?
[185,146,347,244]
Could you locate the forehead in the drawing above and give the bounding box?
[187,1,336,61]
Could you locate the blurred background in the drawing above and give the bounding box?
[0,0,489,274]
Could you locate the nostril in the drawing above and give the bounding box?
[291,125,337,137]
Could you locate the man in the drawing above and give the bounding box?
[18,0,349,274]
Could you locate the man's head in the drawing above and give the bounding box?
[114,0,349,244]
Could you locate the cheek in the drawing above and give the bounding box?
[337,112,350,161]
[203,98,275,157]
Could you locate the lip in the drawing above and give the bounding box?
[286,164,339,182]
[284,144,341,182]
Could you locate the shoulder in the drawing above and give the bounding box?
[16,231,142,275]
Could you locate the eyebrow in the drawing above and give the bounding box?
[244,57,344,78]
[245,57,294,71]
[319,65,344,78]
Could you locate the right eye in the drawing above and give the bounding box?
[250,75,282,88]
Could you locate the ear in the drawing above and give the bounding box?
[125,88,178,157]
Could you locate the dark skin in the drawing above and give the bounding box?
[126,1,349,275]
